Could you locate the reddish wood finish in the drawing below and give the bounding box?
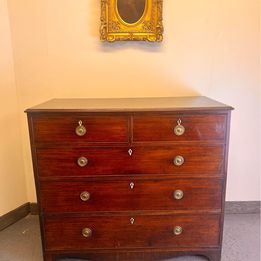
[40,178,222,213]
[44,214,220,250]
[43,253,53,261]
[32,114,129,144]
[36,145,225,176]
[44,249,221,261]
[44,248,221,261]
[133,113,227,142]
[26,97,233,261]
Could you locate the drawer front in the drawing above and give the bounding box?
[133,114,227,142]
[40,178,222,213]
[36,145,224,177]
[44,214,220,250]
[31,114,128,143]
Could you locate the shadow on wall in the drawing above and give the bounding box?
[99,41,164,53]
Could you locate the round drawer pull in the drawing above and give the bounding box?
[80,191,90,201]
[173,226,183,236]
[75,120,86,136]
[174,190,184,200]
[77,157,88,167]
[82,228,92,238]
[174,119,185,136]
[130,218,135,224]
[173,155,184,166]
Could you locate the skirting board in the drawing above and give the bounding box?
[0,201,260,231]
[0,203,30,231]
[0,202,38,231]
[225,201,260,214]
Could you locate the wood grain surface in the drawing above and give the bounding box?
[26,97,232,261]
[36,145,225,176]
[32,114,129,144]
[44,214,220,250]
[25,96,233,113]
[133,113,227,142]
[40,178,222,213]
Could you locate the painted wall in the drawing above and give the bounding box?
[5,0,261,203]
[0,0,27,215]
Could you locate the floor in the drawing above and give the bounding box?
[0,214,260,261]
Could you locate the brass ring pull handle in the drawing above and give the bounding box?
[174,190,184,200]
[75,120,86,136]
[130,218,135,224]
[173,155,184,166]
[128,149,133,156]
[77,157,88,167]
[80,191,90,201]
[173,226,183,235]
[82,228,92,238]
[174,119,185,136]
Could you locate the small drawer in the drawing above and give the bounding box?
[36,145,224,177]
[44,214,220,250]
[31,114,128,144]
[40,178,222,213]
[133,114,227,142]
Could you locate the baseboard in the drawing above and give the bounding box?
[0,201,260,231]
[0,203,30,231]
[29,202,39,215]
[225,201,260,214]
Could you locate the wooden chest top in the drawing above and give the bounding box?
[25,96,233,112]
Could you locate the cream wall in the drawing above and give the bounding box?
[0,0,27,215]
[4,0,261,203]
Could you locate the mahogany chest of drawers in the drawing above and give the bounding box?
[26,96,233,261]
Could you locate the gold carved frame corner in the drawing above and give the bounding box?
[100,0,163,42]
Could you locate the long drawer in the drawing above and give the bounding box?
[133,113,227,142]
[44,214,220,250]
[31,114,129,144]
[40,178,222,213]
[36,145,225,177]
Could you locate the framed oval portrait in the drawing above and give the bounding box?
[100,0,163,42]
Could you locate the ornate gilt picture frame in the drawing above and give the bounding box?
[100,0,163,42]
